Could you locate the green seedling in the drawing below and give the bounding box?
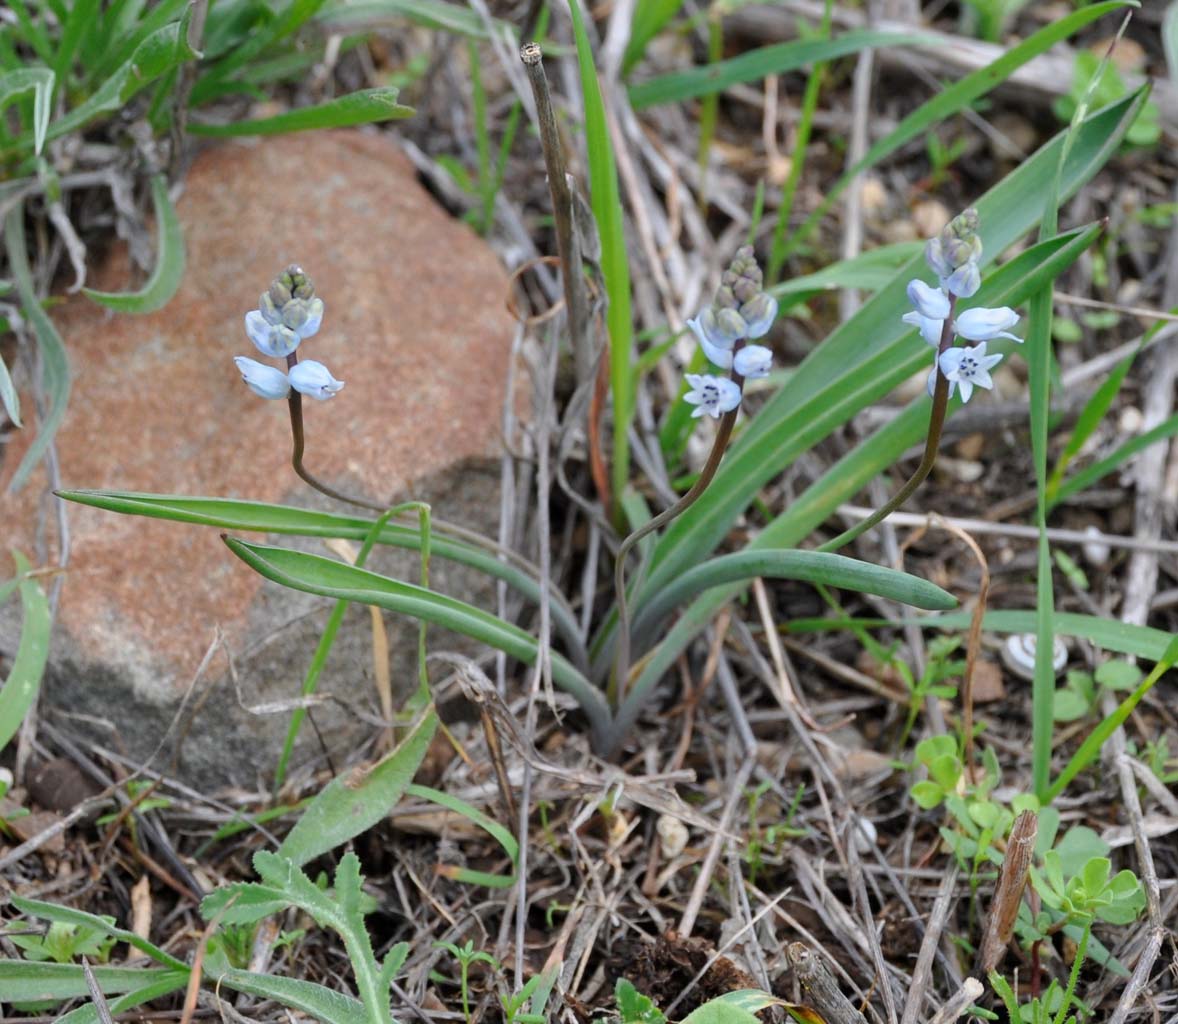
[435,939,498,1024]
[1053,659,1142,721]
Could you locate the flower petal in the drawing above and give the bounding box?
[234,356,290,399]
[944,261,981,299]
[906,279,950,320]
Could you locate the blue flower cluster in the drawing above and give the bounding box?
[682,246,778,418]
[904,209,1022,403]
[234,266,344,402]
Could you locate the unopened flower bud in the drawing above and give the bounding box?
[906,279,950,320]
[956,305,1021,342]
[945,261,981,299]
[740,293,777,338]
[259,291,283,325]
[234,356,290,399]
[289,359,344,400]
[268,279,293,309]
[734,344,772,379]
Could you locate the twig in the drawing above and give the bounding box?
[899,863,960,1024]
[677,754,754,937]
[520,43,595,388]
[833,506,1178,556]
[788,942,870,1024]
[926,978,984,1024]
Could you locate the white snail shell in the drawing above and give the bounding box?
[1001,633,1067,680]
[656,814,689,859]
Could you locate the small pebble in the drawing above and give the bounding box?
[1120,407,1144,434]
[851,816,877,853]
[858,176,888,214]
[657,814,689,859]
[912,199,951,238]
[1081,525,1111,568]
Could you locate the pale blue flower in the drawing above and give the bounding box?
[235,356,290,399]
[688,314,736,368]
[906,280,950,320]
[903,310,945,347]
[289,359,344,400]
[684,373,741,418]
[956,306,1021,343]
[944,260,981,299]
[245,309,300,358]
[734,345,772,379]
[938,342,1003,404]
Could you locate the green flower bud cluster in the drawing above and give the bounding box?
[926,207,983,298]
[259,264,324,336]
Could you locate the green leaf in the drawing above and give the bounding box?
[0,961,186,1003]
[632,547,956,639]
[215,967,368,1024]
[681,995,763,1024]
[0,553,48,753]
[5,206,71,493]
[55,489,585,660]
[1051,411,1178,507]
[54,970,190,1024]
[0,67,54,154]
[917,609,1175,663]
[188,87,413,136]
[405,781,519,869]
[622,0,684,76]
[910,781,944,809]
[10,897,187,972]
[0,341,20,428]
[223,537,611,745]
[568,0,634,514]
[1094,659,1142,691]
[316,0,509,38]
[279,710,437,866]
[46,18,199,143]
[1053,827,1109,876]
[629,30,926,108]
[83,175,185,313]
[616,978,667,1024]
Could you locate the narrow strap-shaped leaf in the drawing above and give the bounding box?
[83,175,185,314]
[224,538,613,745]
[5,206,71,493]
[11,897,188,972]
[0,67,54,154]
[188,86,412,136]
[56,489,586,664]
[0,553,48,753]
[0,961,184,1002]
[629,30,927,108]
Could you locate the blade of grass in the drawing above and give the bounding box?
[83,175,185,314]
[1050,411,1178,508]
[5,204,71,493]
[0,962,187,1003]
[567,0,634,522]
[628,29,921,109]
[1043,635,1178,803]
[622,0,685,77]
[315,0,509,38]
[188,86,413,135]
[768,0,834,284]
[778,1,1134,263]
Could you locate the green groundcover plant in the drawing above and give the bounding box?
[1,1,1173,1022]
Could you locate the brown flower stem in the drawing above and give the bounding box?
[818,295,958,553]
[610,368,745,707]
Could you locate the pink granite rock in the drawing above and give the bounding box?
[0,131,520,787]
